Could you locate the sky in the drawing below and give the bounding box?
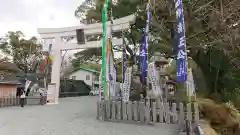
[0,0,84,38]
[0,0,123,60]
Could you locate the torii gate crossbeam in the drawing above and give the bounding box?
[37,15,135,104]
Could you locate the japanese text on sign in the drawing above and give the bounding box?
[175,0,187,82]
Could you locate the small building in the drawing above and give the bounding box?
[0,81,21,98]
[68,67,100,88]
[0,64,22,98]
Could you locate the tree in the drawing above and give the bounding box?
[71,48,102,68]
[0,31,42,73]
[0,56,9,63]
[73,0,142,67]
[75,0,240,97]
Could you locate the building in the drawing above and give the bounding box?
[0,81,21,98]
[0,63,22,98]
[68,67,100,88]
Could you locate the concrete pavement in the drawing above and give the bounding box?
[0,96,178,135]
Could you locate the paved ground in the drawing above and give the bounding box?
[0,96,178,135]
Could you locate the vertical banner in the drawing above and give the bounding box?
[122,37,127,82]
[108,7,116,99]
[139,30,147,85]
[148,62,162,95]
[122,67,132,102]
[112,67,116,97]
[175,0,187,82]
[100,9,105,98]
[101,0,109,100]
[39,44,52,73]
[105,38,115,99]
[45,44,52,89]
[186,68,196,101]
[122,35,127,97]
[99,68,103,100]
[109,65,116,98]
[140,3,150,86]
[105,40,110,99]
[24,80,32,92]
[108,49,115,97]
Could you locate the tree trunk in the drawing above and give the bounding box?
[214,69,220,93]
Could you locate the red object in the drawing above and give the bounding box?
[39,56,49,72]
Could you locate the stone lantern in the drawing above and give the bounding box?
[165,79,177,103]
[150,52,169,91]
[130,64,142,101]
[152,52,169,75]
[147,52,170,105]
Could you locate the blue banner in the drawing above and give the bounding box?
[140,3,150,85]
[175,0,187,82]
[139,30,147,85]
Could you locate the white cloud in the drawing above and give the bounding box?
[0,0,83,37]
[0,0,122,59]
[36,8,80,28]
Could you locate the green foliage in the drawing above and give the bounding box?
[75,0,240,105]
[73,0,143,68]
[71,47,101,68]
[221,88,240,108]
[0,62,22,73]
[75,0,141,24]
[166,59,175,75]
[0,31,42,73]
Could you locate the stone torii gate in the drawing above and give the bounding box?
[37,15,135,104]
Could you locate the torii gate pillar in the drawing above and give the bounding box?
[38,15,135,104]
[50,38,62,104]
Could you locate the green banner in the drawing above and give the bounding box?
[101,0,109,100]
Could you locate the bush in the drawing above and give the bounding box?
[221,88,240,109]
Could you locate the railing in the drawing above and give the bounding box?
[97,100,199,127]
[0,96,46,108]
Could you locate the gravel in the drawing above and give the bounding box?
[0,96,178,135]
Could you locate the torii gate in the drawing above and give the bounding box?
[38,15,135,104]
